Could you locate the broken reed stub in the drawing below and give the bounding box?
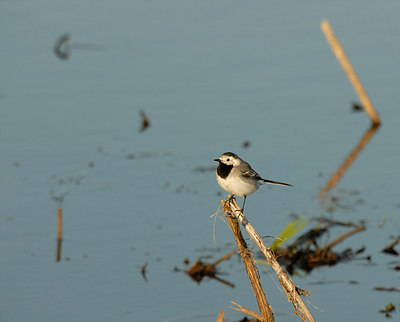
[321,20,381,126]
[57,208,63,241]
[56,208,63,262]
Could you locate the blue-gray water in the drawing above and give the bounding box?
[1,1,399,321]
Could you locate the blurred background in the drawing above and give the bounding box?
[1,1,399,321]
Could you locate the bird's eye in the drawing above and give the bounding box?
[226,158,230,162]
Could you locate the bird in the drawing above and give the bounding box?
[214,152,292,211]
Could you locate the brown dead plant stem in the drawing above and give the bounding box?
[222,197,315,322]
[56,207,63,262]
[321,20,380,126]
[226,213,274,321]
[323,225,366,252]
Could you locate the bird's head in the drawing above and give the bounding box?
[214,152,241,166]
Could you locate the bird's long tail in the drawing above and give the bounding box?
[261,179,292,187]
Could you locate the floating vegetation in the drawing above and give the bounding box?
[379,303,397,319]
[269,218,367,275]
[177,250,236,288]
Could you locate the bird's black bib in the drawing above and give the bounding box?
[217,162,233,179]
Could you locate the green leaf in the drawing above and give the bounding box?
[270,217,308,251]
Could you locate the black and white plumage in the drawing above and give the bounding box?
[214,152,292,211]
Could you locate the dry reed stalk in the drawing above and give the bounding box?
[211,249,236,267]
[222,198,315,322]
[382,239,399,255]
[226,214,274,321]
[57,208,63,241]
[321,20,380,125]
[230,301,263,320]
[323,225,366,252]
[216,311,224,322]
[56,207,63,262]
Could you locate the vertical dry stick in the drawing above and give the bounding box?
[321,20,380,125]
[223,199,315,322]
[56,207,63,262]
[226,215,274,321]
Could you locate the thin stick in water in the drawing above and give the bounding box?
[321,20,380,125]
[56,207,63,262]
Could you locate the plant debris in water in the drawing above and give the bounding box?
[176,250,236,288]
[379,303,396,319]
[381,239,399,256]
[272,219,368,275]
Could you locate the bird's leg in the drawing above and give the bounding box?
[241,196,247,213]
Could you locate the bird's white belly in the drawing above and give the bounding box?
[216,174,259,197]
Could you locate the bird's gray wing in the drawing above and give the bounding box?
[240,163,292,186]
[241,168,263,181]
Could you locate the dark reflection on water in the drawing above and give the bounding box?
[319,123,380,209]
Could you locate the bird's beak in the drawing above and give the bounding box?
[214,158,220,162]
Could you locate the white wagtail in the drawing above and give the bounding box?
[214,152,292,211]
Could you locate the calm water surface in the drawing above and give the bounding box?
[1,1,399,321]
